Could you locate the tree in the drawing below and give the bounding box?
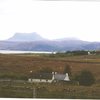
[74,70,95,86]
[63,64,72,76]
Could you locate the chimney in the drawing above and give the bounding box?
[65,73,70,81]
[52,72,54,75]
[52,72,55,81]
[66,73,68,76]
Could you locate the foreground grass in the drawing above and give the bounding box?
[0,82,100,99]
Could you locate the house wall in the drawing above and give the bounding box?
[28,78,52,83]
[64,73,70,81]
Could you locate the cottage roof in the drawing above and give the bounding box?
[32,73,52,79]
[54,74,66,80]
[54,73,70,81]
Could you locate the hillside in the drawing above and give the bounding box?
[0,39,90,51]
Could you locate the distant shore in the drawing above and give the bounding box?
[0,50,56,54]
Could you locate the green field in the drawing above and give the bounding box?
[0,53,100,98]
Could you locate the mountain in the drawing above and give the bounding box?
[7,32,45,41]
[53,38,90,51]
[0,38,89,51]
[83,42,100,50]
[0,33,100,51]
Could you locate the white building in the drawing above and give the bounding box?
[28,72,70,83]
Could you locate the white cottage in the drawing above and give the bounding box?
[28,72,70,83]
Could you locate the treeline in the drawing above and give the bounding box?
[65,50,88,55]
[63,65,96,86]
[48,50,88,57]
[48,50,100,57]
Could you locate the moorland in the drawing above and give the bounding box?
[0,53,100,98]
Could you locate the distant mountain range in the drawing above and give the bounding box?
[0,32,100,51]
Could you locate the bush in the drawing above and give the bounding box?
[63,64,72,77]
[74,70,95,86]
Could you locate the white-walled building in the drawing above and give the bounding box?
[28,72,70,83]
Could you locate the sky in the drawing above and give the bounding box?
[0,0,100,41]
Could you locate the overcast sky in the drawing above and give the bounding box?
[0,0,100,41]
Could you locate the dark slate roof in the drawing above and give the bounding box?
[32,73,52,79]
[54,74,66,81]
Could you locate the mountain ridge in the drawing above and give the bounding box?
[0,32,100,51]
[7,32,46,41]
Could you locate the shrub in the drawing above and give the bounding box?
[74,70,95,86]
[63,64,72,76]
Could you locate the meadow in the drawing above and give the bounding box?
[0,53,100,98]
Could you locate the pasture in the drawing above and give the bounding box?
[0,53,100,98]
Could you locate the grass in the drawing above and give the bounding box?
[0,53,100,98]
[0,81,100,98]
